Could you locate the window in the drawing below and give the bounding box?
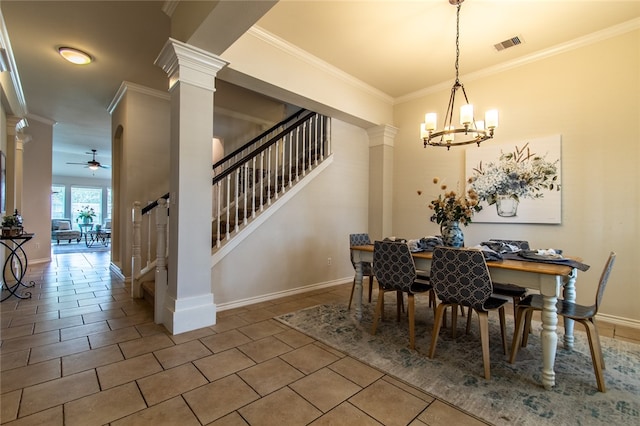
[106,187,112,222]
[71,187,102,227]
[51,185,65,219]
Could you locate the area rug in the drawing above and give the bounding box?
[276,301,639,426]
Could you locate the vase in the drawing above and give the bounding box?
[82,217,93,224]
[440,221,464,247]
[496,195,519,217]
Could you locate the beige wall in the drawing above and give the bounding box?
[22,118,53,263]
[212,119,369,306]
[110,84,171,278]
[392,29,639,323]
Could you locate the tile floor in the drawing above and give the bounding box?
[1,251,638,425]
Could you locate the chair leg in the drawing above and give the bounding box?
[498,306,507,355]
[429,290,436,319]
[348,277,356,310]
[522,309,534,347]
[478,311,492,380]
[451,304,459,338]
[465,307,473,334]
[396,291,403,322]
[591,317,606,371]
[408,294,416,350]
[512,296,520,320]
[509,305,528,363]
[582,319,606,392]
[429,303,449,359]
[368,274,374,303]
[371,290,385,335]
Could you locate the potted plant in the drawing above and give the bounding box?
[77,206,96,224]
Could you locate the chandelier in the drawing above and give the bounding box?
[421,0,498,150]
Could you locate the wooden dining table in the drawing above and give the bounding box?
[350,244,582,390]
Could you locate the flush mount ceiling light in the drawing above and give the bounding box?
[58,46,92,65]
[420,0,498,150]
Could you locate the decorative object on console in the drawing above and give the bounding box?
[420,0,498,149]
[2,210,23,237]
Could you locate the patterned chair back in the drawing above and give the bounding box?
[430,246,493,312]
[350,233,372,273]
[489,239,530,250]
[373,240,417,293]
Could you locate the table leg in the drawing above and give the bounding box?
[1,240,34,301]
[562,268,578,350]
[354,260,364,320]
[539,275,562,390]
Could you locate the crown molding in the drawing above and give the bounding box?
[108,81,170,114]
[162,1,179,17]
[248,26,393,105]
[0,8,27,117]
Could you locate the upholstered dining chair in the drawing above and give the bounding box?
[510,251,616,392]
[348,233,376,310]
[428,246,508,380]
[371,240,433,350]
[489,239,530,318]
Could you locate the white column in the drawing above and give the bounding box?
[4,116,24,215]
[155,38,228,334]
[366,125,398,240]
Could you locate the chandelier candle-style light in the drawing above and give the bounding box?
[421,0,498,150]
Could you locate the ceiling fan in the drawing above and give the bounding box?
[66,149,110,171]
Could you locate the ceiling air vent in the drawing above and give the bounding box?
[494,35,523,52]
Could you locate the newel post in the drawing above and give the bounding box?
[154,198,168,324]
[131,201,142,298]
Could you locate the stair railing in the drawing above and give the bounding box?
[130,110,331,319]
[212,111,330,248]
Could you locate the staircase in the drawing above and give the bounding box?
[133,109,332,316]
[212,109,331,249]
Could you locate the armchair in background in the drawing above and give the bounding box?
[51,219,81,244]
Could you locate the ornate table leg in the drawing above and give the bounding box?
[353,254,364,321]
[540,293,558,390]
[1,239,34,301]
[562,268,578,350]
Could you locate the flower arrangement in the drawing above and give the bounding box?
[424,178,482,226]
[77,206,96,222]
[2,215,19,227]
[469,143,560,205]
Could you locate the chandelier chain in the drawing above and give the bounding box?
[420,0,498,149]
[455,2,460,84]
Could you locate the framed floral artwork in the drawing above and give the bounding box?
[465,135,562,224]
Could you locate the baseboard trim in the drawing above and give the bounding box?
[597,313,640,330]
[216,277,351,312]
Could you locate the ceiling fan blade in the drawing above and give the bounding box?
[99,164,111,169]
[66,162,88,165]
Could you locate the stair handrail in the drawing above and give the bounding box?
[212,108,308,172]
[141,110,310,216]
[213,110,317,185]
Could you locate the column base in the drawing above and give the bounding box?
[162,292,216,335]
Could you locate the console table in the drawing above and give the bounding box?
[0,233,35,301]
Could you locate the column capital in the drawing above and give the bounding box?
[366,124,398,148]
[6,116,27,136]
[155,38,228,91]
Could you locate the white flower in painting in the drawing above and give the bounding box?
[469,143,560,205]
